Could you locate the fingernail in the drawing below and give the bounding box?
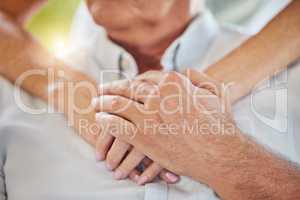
[91,97,98,108]
[106,163,114,171]
[114,170,124,180]
[95,152,104,161]
[166,172,179,183]
[137,176,148,185]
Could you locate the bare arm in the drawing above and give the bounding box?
[0,0,46,23]
[96,70,300,200]
[206,1,300,103]
[0,6,183,184]
[0,0,299,155]
[0,10,98,146]
[192,128,300,200]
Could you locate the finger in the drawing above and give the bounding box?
[98,79,130,96]
[129,80,158,104]
[159,71,191,89]
[156,72,191,123]
[95,133,115,161]
[184,69,221,96]
[106,139,131,171]
[93,95,152,124]
[113,149,145,180]
[129,169,142,183]
[193,86,221,115]
[98,78,158,104]
[137,162,163,185]
[95,112,138,151]
[185,69,224,113]
[226,90,232,114]
[221,84,233,115]
[142,158,179,184]
[182,70,221,114]
[144,88,161,114]
[159,169,180,184]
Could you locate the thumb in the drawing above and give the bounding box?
[184,69,221,96]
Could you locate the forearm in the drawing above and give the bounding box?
[206,1,300,103]
[191,131,300,200]
[0,0,46,23]
[0,11,98,145]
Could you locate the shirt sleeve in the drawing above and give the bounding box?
[0,78,11,200]
[207,0,292,35]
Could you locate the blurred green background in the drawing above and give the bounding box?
[26,0,82,52]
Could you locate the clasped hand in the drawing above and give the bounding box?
[92,69,239,186]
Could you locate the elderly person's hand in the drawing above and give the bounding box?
[92,71,179,185]
[93,69,242,186]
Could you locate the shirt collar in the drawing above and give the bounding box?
[161,10,219,72]
[94,9,219,76]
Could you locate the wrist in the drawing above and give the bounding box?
[187,127,246,188]
[203,131,295,200]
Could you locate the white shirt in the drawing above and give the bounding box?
[0,1,297,200]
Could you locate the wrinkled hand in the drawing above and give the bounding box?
[92,71,179,185]
[94,69,242,187]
